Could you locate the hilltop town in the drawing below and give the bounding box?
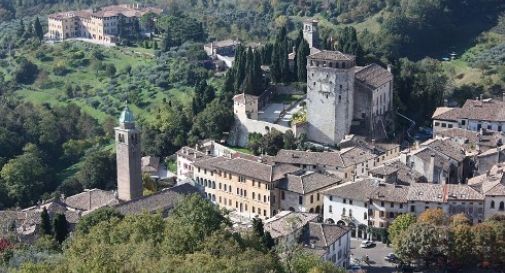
[1,1,505,273]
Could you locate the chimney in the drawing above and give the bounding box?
[427,153,435,183]
[387,64,392,73]
[414,140,420,150]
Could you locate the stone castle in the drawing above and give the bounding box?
[231,19,394,146]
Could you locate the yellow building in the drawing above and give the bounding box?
[47,4,161,43]
[193,157,300,219]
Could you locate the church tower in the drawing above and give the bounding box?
[115,104,143,201]
[303,19,319,48]
[306,51,356,145]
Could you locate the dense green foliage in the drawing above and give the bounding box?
[2,195,347,273]
[393,210,505,271]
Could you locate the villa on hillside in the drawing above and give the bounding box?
[47,4,162,44]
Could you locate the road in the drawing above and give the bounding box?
[349,239,397,273]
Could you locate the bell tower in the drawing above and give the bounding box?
[115,104,143,201]
[303,19,319,49]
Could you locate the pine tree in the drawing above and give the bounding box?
[40,207,52,235]
[53,214,69,244]
[34,17,43,41]
[296,39,310,82]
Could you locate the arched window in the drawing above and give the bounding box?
[491,200,495,209]
[500,201,505,211]
[342,208,346,216]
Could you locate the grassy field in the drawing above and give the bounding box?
[7,41,195,124]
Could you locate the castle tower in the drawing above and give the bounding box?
[303,19,319,49]
[115,104,143,201]
[306,51,356,145]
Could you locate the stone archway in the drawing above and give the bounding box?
[289,207,295,212]
[315,206,321,214]
[348,222,357,237]
[337,220,346,226]
[358,224,368,239]
[309,208,314,213]
[325,218,335,224]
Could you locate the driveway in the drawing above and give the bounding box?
[350,239,397,273]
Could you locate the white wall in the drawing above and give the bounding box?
[323,195,368,226]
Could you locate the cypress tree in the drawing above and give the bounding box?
[296,39,310,82]
[253,50,264,94]
[40,207,52,235]
[34,17,43,41]
[53,214,69,244]
[17,19,25,37]
[162,28,172,52]
[233,45,247,91]
[242,47,255,94]
[270,42,282,83]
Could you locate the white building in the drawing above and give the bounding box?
[469,163,505,219]
[432,97,505,135]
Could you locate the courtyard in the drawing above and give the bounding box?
[349,239,397,273]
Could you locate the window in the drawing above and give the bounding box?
[379,211,384,217]
[239,176,246,182]
[342,208,346,216]
[264,195,267,203]
[219,183,222,190]
[381,201,385,207]
[400,204,403,209]
[299,196,303,205]
[310,195,314,204]
[461,120,466,126]
[500,201,505,211]
[317,193,320,201]
[252,192,256,199]
[243,190,247,197]
[390,203,394,208]
[329,205,332,213]
[389,212,394,218]
[223,184,227,191]
[329,196,333,201]
[252,206,255,213]
[364,212,367,220]
[343,199,347,204]
[349,199,353,205]
[349,209,352,217]
[491,200,495,209]
[264,210,267,216]
[258,194,261,201]
[281,191,285,200]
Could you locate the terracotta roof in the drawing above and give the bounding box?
[273,150,344,167]
[433,99,505,122]
[339,146,376,166]
[308,50,355,61]
[114,183,200,216]
[264,211,318,239]
[208,157,300,182]
[369,165,398,176]
[232,93,258,104]
[407,183,445,202]
[445,184,484,201]
[176,146,212,162]
[278,172,342,194]
[420,139,467,162]
[324,178,409,203]
[141,156,160,173]
[64,189,119,212]
[355,63,393,89]
[302,222,350,250]
[382,160,426,185]
[468,163,505,196]
[193,157,230,172]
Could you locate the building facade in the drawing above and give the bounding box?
[47,4,161,43]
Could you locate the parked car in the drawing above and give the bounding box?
[348,264,361,272]
[360,240,375,248]
[385,253,398,263]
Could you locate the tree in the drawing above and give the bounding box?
[189,99,234,143]
[33,17,43,41]
[75,207,124,234]
[0,144,51,206]
[17,18,25,36]
[448,223,475,269]
[53,214,69,244]
[40,207,52,235]
[418,208,447,226]
[192,80,215,115]
[388,213,416,247]
[76,150,116,190]
[396,223,448,269]
[296,39,310,82]
[14,58,39,85]
[283,130,296,149]
[105,64,116,77]
[163,194,230,254]
[288,249,346,273]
